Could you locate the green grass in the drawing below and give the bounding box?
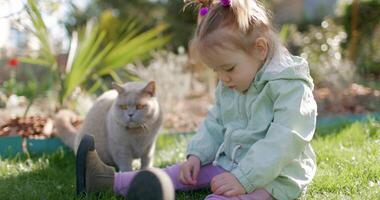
[1,120,380,200]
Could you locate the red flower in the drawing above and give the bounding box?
[8,58,19,68]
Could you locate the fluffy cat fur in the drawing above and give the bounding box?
[54,81,163,171]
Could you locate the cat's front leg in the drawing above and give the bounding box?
[141,154,153,169]
[108,141,133,171]
[141,143,155,169]
[115,156,133,172]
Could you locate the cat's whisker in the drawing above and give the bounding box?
[145,124,149,133]
[141,123,148,134]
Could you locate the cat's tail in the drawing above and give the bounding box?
[53,109,81,152]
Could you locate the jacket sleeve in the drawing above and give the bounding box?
[231,80,317,193]
[186,83,225,165]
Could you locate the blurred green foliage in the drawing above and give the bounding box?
[340,0,380,75]
[0,64,53,116]
[281,1,380,88]
[64,0,197,49]
[20,0,170,107]
[63,0,380,77]
[283,19,354,88]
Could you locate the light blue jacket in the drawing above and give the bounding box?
[187,51,317,200]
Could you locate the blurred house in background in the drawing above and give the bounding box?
[272,0,338,25]
[0,1,39,59]
[0,1,37,82]
[0,1,75,59]
[0,18,11,55]
[0,20,30,57]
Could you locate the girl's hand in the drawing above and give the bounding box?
[179,155,200,185]
[210,172,245,197]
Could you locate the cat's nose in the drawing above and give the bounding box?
[128,114,133,117]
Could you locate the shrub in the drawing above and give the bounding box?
[286,18,355,91]
[128,48,200,114]
[338,0,380,75]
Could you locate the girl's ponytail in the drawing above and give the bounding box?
[184,0,270,33]
[230,0,269,32]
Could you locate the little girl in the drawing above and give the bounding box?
[76,0,317,199]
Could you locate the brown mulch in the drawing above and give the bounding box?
[0,83,378,139]
[315,83,380,116]
[164,92,213,133]
[0,116,81,139]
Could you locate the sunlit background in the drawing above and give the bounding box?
[0,0,379,137]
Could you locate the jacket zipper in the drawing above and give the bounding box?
[226,93,245,162]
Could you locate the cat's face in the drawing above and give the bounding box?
[112,81,160,129]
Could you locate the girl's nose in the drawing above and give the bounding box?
[218,73,231,83]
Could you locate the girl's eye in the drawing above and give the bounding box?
[136,104,146,109]
[119,105,128,110]
[226,66,235,72]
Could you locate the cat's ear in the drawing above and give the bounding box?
[142,81,156,97]
[112,82,125,94]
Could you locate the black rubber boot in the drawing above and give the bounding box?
[76,134,115,195]
[125,168,175,200]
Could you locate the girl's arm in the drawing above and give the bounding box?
[186,82,225,165]
[231,79,317,193]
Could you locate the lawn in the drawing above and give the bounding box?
[0,119,379,200]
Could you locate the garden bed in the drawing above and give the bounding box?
[0,116,79,157]
[0,135,67,158]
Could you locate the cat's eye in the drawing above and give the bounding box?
[136,104,146,109]
[119,105,128,110]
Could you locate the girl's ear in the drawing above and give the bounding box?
[112,82,125,94]
[254,37,269,61]
[142,81,156,97]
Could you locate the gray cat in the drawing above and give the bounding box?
[54,81,163,171]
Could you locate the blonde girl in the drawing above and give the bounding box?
[75,0,317,199]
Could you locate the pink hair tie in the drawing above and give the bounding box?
[220,0,231,7]
[199,7,209,16]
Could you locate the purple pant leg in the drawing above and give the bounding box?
[113,163,226,196]
[114,170,139,196]
[164,163,226,191]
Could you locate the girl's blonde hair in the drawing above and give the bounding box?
[188,0,280,63]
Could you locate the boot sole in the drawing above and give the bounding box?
[76,134,95,195]
[125,168,174,200]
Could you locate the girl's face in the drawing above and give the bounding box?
[201,46,265,93]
